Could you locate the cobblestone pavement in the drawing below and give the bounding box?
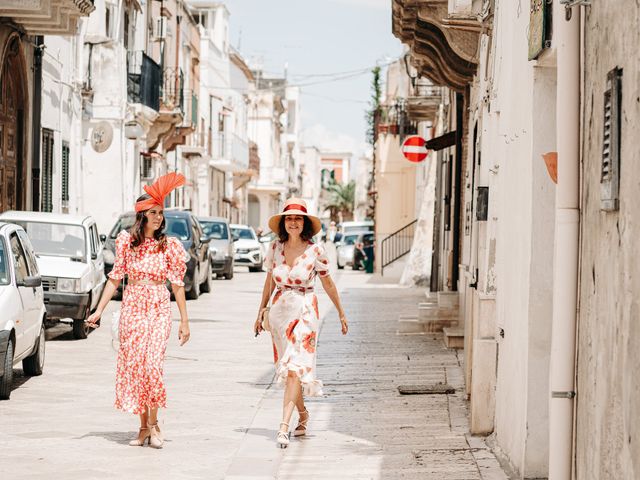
[0,263,508,480]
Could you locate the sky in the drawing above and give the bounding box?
[222,0,403,157]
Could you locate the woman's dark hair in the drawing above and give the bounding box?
[278,215,315,243]
[129,194,167,251]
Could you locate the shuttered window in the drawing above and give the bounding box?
[61,141,69,206]
[41,128,54,212]
[601,67,622,212]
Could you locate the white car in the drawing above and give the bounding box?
[336,231,369,269]
[231,224,263,272]
[0,222,46,400]
[0,211,106,340]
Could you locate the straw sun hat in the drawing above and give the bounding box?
[268,198,322,236]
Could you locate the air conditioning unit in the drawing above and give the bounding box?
[153,17,167,40]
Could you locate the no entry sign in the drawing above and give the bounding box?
[401,135,429,163]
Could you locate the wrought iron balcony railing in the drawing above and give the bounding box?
[161,67,185,113]
[127,51,161,111]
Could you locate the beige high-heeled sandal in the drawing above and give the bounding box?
[293,408,309,437]
[276,422,290,448]
[148,422,164,449]
[129,426,151,446]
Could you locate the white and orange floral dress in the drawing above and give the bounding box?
[266,240,331,396]
[108,230,187,414]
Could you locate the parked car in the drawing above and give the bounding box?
[336,230,370,269]
[0,211,106,340]
[230,224,263,272]
[0,222,47,400]
[338,220,374,236]
[104,210,211,299]
[198,216,234,280]
[352,232,375,271]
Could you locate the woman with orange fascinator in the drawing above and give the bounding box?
[86,172,190,449]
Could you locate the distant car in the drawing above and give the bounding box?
[230,224,263,272]
[104,210,211,300]
[0,211,106,340]
[0,222,47,400]
[198,216,234,280]
[336,230,370,269]
[338,220,374,236]
[352,232,375,271]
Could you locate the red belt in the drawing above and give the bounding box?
[278,285,314,294]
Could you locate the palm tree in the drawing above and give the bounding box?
[324,180,355,222]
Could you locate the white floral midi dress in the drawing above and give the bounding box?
[108,231,187,414]
[266,240,331,396]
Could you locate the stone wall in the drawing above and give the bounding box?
[576,2,640,479]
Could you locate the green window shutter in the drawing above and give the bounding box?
[528,0,551,60]
[41,129,54,212]
[61,142,69,204]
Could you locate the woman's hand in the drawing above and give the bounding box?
[254,313,264,336]
[178,320,190,346]
[340,315,349,335]
[85,310,102,329]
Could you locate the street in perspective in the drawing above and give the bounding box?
[0,1,638,480]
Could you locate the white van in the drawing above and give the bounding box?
[339,220,374,236]
[0,211,106,339]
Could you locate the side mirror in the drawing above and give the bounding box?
[99,234,107,243]
[22,275,42,288]
[199,236,211,244]
[91,252,98,260]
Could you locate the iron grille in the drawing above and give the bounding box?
[601,67,622,212]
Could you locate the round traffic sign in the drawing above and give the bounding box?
[401,135,429,163]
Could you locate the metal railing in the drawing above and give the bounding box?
[127,51,161,111]
[381,219,417,275]
[161,67,184,113]
[211,132,249,169]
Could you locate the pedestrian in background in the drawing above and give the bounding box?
[254,198,349,448]
[86,172,190,449]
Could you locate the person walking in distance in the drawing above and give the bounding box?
[254,198,349,448]
[86,172,190,449]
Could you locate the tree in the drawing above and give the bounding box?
[324,179,355,222]
[365,67,382,221]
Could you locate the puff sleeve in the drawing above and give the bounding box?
[265,240,277,272]
[314,242,331,277]
[108,231,129,281]
[165,237,187,286]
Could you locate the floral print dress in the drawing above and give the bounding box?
[266,240,330,396]
[108,231,187,414]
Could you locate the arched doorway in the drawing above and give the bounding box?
[0,35,27,212]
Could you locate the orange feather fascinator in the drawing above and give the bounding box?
[135,172,186,212]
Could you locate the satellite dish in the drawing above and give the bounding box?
[91,121,114,153]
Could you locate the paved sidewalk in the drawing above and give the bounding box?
[0,267,508,480]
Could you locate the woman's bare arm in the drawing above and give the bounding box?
[254,273,276,334]
[319,275,348,335]
[171,284,190,346]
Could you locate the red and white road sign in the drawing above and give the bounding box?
[401,135,429,163]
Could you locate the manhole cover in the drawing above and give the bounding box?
[398,383,455,395]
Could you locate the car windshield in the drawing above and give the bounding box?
[343,235,359,246]
[109,216,135,239]
[0,238,9,285]
[166,217,191,241]
[200,221,228,240]
[232,227,255,240]
[12,221,86,259]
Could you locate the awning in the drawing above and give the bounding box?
[426,131,456,151]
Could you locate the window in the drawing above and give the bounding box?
[14,221,86,260]
[200,221,228,240]
[10,233,29,283]
[0,238,10,286]
[41,128,54,212]
[61,141,70,207]
[17,230,39,276]
[141,154,153,179]
[89,224,98,257]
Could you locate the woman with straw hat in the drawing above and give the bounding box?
[254,198,349,448]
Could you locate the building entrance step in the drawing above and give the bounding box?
[443,327,465,349]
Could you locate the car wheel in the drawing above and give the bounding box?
[0,340,14,400]
[23,324,45,376]
[224,268,234,280]
[249,264,262,272]
[73,319,90,340]
[186,268,200,300]
[337,262,344,270]
[200,264,212,293]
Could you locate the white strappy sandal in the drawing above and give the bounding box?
[276,422,290,448]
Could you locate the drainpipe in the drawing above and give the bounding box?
[548,3,581,479]
[31,36,44,211]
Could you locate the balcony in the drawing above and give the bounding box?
[127,51,161,112]
[0,0,95,34]
[161,68,185,114]
[375,101,418,140]
[209,133,250,172]
[406,80,443,122]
